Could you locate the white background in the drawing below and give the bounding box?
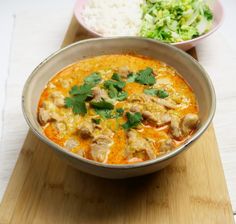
[0,0,235,221]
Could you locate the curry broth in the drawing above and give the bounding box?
[38,54,199,164]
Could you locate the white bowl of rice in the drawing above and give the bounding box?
[74,0,224,51]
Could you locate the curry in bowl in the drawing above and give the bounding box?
[38,54,199,164]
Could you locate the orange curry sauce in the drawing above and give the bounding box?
[38,54,199,164]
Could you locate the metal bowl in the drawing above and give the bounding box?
[22,37,216,179]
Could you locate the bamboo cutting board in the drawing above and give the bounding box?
[0,16,234,224]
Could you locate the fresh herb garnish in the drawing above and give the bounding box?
[116,108,124,117]
[111,73,122,81]
[65,72,101,115]
[135,67,156,85]
[84,72,101,86]
[90,100,114,110]
[144,89,158,96]
[94,108,113,119]
[127,73,137,83]
[69,84,93,96]
[122,112,142,130]
[144,88,169,98]
[64,97,87,115]
[104,78,127,101]
[104,80,126,90]
[92,118,101,124]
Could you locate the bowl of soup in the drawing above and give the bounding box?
[22,37,215,178]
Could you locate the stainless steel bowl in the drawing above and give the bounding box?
[22,37,216,179]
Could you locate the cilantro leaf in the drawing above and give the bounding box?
[90,100,114,109]
[127,73,137,82]
[122,112,142,130]
[104,80,126,90]
[156,89,169,98]
[92,118,101,124]
[144,89,158,96]
[144,88,169,98]
[135,67,156,85]
[107,84,118,99]
[69,84,92,97]
[94,108,113,119]
[116,108,124,117]
[111,73,122,81]
[84,72,101,86]
[116,91,128,101]
[64,97,87,115]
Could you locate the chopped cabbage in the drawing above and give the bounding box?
[140,0,213,43]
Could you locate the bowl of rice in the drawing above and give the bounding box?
[74,0,224,51]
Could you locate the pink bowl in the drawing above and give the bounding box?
[74,0,224,51]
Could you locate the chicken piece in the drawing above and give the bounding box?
[130,105,142,113]
[181,113,199,136]
[159,139,174,153]
[128,94,147,103]
[142,111,158,123]
[126,130,156,160]
[38,108,51,125]
[91,134,113,163]
[64,138,79,150]
[170,115,182,139]
[78,121,94,139]
[156,98,177,109]
[51,91,65,107]
[55,122,67,133]
[92,87,109,101]
[116,66,130,78]
[156,113,171,126]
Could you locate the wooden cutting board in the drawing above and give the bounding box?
[0,16,234,224]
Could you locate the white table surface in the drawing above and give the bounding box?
[0,0,235,222]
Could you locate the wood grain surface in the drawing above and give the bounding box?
[0,16,234,224]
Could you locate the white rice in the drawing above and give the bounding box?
[81,0,143,36]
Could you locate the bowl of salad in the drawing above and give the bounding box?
[74,0,224,51]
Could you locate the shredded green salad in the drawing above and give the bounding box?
[140,0,213,43]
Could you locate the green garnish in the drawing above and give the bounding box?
[157,89,169,98]
[92,118,101,124]
[144,89,158,96]
[116,108,124,117]
[104,80,126,90]
[127,73,137,82]
[116,91,128,101]
[104,77,127,101]
[64,97,87,115]
[122,112,142,130]
[94,109,113,119]
[90,100,114,110]
[111,73,122,81]
[84,72,101,86]
[69,84,93,97]
[135,67,156,86]
[65,72,102,115]
[144,88,169,98]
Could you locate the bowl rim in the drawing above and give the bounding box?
[22,37,216,169]
[74,0,224,46]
